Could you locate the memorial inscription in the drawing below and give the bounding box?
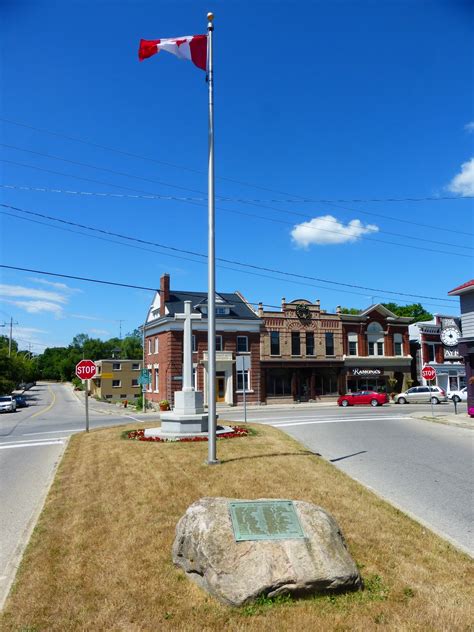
[229,500,306,541]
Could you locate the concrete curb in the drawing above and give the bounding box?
[408,411,473,429]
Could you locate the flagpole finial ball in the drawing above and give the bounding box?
[207,12,214,21]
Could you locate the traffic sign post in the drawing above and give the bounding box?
[76,360,97,432]
[137,369,151,413]
[236,356,250,423]
[421,365,437,418]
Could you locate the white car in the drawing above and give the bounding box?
[395,386,448,405]
[0,395,17,413]
[449,387,467,403]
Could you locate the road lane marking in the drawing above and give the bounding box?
[30,384,56,419]
[0,440,64,450]
[273,416,409,427]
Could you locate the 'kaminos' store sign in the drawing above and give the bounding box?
[349,368,384,377]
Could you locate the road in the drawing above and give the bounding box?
[1,384,472,609]
[0,381,150,609]
[224,403,473,556]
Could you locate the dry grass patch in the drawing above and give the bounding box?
[1,422,473,631]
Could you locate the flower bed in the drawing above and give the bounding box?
[125,425,250,442]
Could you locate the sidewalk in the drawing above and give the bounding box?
[408,410,474,429]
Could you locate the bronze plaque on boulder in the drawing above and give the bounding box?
[229,500,305,541]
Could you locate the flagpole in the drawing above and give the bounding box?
[206,12,219,465]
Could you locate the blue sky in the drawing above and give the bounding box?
[1,0,473,352]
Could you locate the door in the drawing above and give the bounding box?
[216,377,226,403]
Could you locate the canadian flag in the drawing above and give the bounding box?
[138,35,207,71]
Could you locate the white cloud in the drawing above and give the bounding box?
[291,215,379,248]
[88,328,110,336]
[0,283,68,304]
[29,278,82,293]
[3,299,64,317]
[464,122,474,133]
[447,157,474,196]
[69,313,104,321]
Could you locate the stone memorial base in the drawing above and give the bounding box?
[172,497,362,606]
[144,389,218,439]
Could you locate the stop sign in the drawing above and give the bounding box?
[76,359,97,380]
[421,365,436,381]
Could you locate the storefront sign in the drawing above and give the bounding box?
[444,347,461,359]
[350,368,383,376]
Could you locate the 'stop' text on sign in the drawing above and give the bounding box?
[75,359,97,380]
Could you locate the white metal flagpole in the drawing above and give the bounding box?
[207,12,219,465]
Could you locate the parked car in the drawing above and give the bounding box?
[449,387,467,403]
[13,394,28,408]
[337,391,389,407]
[0,395,17,413]
[395,386,447,405]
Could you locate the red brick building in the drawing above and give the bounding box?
[340,305,412,393]
[143,274,262,408]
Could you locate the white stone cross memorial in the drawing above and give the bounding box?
[175,300,202,392]
[145,300,210,437]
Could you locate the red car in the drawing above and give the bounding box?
[337,391,389,407]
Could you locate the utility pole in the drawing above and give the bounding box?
[1,317,19,357]
[118,319,125,339]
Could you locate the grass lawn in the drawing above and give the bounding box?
[1,422,472,631]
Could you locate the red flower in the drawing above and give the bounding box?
[126,426,249,443]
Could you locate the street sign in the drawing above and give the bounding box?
[421,365,436,381]
[137,372,151,386]
[236,356,250,371]
[75,359,97,380]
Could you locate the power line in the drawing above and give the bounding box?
[0,205,457,303]
[2,209,455,309]
[0,264,159,292]
[2,183,471,252]
[2,116,472,204]
[3,156,471,242]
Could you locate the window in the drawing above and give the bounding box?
[216,335,223,351]
[132,378,138,387]
[427,344,435,362]
[132,363,140,371]
[237,336,248,353]
[192,334,197,352]
[348,333,358,356]
[112,379,121,387]
[147,339,151,354]
[270,331,280,355]
[106,394,112,399]
[120,394,127,399]
[377,341,384,355]
[325,332,334,356]
[216,306,229,315]
[237,369,250,391]
[368,341,375,356]
[394,333,403,356]
[306,332,314,356]
[154,366,159,393]
[154,337,159,354]
[367,321,384,356]
[112,363,121,371]
[291,331,301,356]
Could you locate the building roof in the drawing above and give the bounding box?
[340,303,412,323]
[448,279,474,296]
[163,291,261,321]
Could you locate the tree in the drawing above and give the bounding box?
[339,307,360,315]
[382,303,433,323]
[121,330,143,359]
